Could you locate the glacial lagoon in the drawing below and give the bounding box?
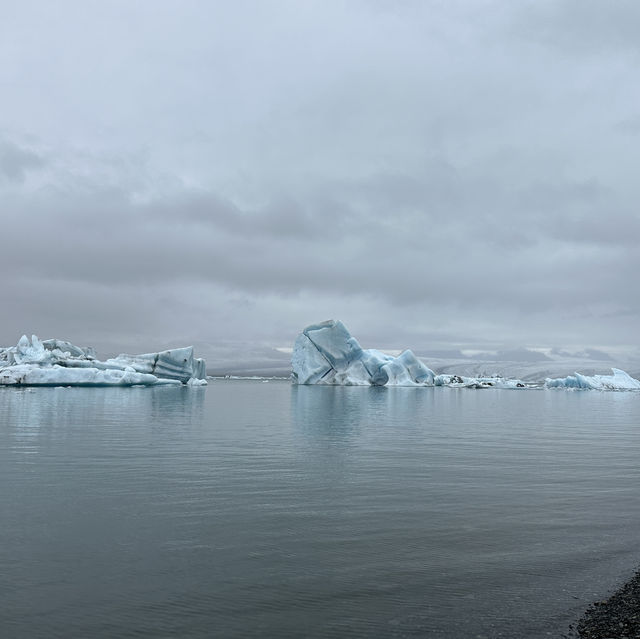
[2,381,640,638]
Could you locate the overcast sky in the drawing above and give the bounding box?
[2,0,639,366]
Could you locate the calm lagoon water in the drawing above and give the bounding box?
[1,381,640,638]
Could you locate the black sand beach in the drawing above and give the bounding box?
[575,569,640,638]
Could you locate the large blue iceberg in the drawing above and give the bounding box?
[0,335,207,386]
[291,320,526,387]
[292,320,435,386]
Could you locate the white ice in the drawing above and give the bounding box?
[434,374,526,389]
[545,368,640,391]
[0,335,207,386]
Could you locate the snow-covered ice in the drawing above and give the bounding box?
[545,368,640,391]
[0,335,207,386]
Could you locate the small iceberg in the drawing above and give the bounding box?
[545,368,640,391]
[0,335,207,387]
[434,374,526,389]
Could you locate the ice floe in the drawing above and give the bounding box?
[545,368,640,391]
[0,335,207,386]
[434,374,526,389]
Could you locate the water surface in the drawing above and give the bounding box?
[1,382,640,637]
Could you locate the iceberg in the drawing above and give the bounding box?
[0,335,207,386]
[292,320,435,386]
[291,320,530,388]
[545,368,640,391]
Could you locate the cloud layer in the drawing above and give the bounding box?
[2,1,639,365]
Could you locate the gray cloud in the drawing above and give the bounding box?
[1,1,639,367]
[0,139,46,183]
[511,0,640,55]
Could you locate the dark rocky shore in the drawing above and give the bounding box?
[574,569,640,638]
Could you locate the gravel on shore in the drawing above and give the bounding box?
[576,569,640,638]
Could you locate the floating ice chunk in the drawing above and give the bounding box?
[0,363,179,386]
[186,376,208,386]
[490,378,528,389]
[0,335,207,386]
[434,374,527,389]
[291,320,436,386]
[545,368,640,391]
